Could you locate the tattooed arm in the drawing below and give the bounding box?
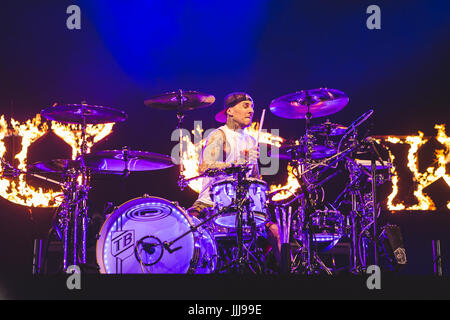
[198,129,230,174]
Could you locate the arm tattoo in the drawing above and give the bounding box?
[199,130,229,173]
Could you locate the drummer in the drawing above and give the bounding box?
[187,92,281,265]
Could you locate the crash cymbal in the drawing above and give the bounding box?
[270,88,349,119]
[41,104,128,125]
[80,149,175,172]
[310,121,348,136]
[144,90,215,111]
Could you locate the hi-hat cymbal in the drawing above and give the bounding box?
[28,159,82,173]
[41,104,128,125]
[80,149,175,173]
[270,141,336,160]
[310,121,348,136]
[144,90,215,111]
[270,88,349,119]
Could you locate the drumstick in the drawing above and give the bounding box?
[253,109,265,177]
[256,109,266,150]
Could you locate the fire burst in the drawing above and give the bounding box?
[0,114,58,207]
[383,124,450,211]
[0,114,115,207]
[51,122,114,159]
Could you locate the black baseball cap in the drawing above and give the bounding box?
[215,92,254,123]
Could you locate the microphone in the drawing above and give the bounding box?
[163,241,182,254]
[142,242,157,255]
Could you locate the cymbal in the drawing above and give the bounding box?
[28,159,82,173]
[41,104,128,125]
[310,121,348,136]
[80,149,175,172]
[270,88,349,119]
[27,159,124,175]
[270,142,336,160]
[144,90,215,111]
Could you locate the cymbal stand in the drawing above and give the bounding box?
[275,205,292,273]
[348,159,363,273]
[59,108,91,272]
[175,89,186,182]
[288,112,331,273]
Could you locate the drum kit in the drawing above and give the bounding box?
[2,88,394,275]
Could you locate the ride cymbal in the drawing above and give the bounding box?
[270,88,349,119]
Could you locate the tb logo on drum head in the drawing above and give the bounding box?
[111,230,135,259]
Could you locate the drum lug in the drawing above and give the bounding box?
[142,194,150,198]
[172,201,179,207]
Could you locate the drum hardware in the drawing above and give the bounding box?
[161,203,239,255]
[135,236,164,267]
[79,148,175,174]
[180,163,266,273]
[13,86,399,275]
[39,102,129,271]
[1,155,92,272]
[144,89,216,184]
[294,172,337,274]
[177,164,266,274]
[309,120,348,137]
[40,103,128,125]
[274,206,292,274]
[329,111,386,274]
[269,89,364,274]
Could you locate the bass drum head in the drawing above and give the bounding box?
[96,196,195,274]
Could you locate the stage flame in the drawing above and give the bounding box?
[383,124,450,211]
[51,122,114,159]
[0,115,59,207]
[269,163,301,202]
[0,114,115,207]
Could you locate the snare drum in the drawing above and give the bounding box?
[210,178,268,231]
[96,196,217,274]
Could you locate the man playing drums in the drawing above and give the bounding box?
[188,92,281,268]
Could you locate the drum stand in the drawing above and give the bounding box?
[290,97,334,275]
[174,166,264,274]
[296,173,333,275]
[333,133,383,273]
[53,111,91,272]
[221,172,263,274]
[58,169,90,272]
[60,118,91,271]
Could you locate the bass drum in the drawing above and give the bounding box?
[96,196,217,274]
